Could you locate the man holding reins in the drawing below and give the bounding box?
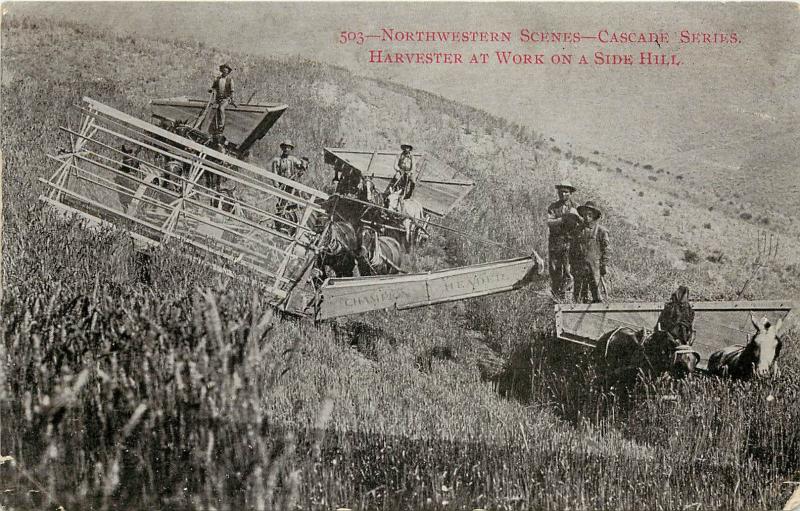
[385,143,416,200]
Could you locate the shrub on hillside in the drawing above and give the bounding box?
[740,212,753,220]
[683,249,700,264]
[706,250,726,264]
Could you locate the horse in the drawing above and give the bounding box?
[360,175,383,207]
[118,145,142,175]
[650,285,699,378]
[284,220,358,288]
[594,286,700,388]
[162,159,187,192]
[594,327,699,389]
[333,162,362,197]
[275,202,300,236]
[354,175,388,229]
[385,189,427,250]
[356,226,403,276]
[315,220,358,278]
[708,312,783,379]
[414,213,431,246]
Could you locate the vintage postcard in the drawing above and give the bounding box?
[1,2,799,510]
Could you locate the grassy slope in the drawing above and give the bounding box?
[2,16,799,510]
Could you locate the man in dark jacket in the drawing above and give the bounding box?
[546,181,579,299]
[570,201,610,303]
[209,63,234,134]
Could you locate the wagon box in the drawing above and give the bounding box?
[555,300,798,370]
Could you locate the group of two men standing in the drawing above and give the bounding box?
[547,181,611,303]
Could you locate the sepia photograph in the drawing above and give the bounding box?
[1,2,799,509]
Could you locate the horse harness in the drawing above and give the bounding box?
[603,327,698,371]
[359,230,404,275]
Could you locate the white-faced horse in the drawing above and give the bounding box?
[385,189,427,250]
[708,312,783,379]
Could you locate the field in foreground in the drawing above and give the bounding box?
[2,15,799,510]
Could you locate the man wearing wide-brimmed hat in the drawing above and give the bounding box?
[269,139,305,177]
[209,63,235,134]
[570,200,610,303]
[386,142,416,199]
[270,139,308,218]
[546,180,580,299]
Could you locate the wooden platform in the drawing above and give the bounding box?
[150,97,288,156]
[323,147,475,217]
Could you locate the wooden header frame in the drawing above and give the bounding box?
[40,97,328,312]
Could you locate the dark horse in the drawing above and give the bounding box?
[358,175,392,231]
[316,220,358,279]
[275,203,300,236]
[356,226,403,276]
[708,312,783,379]
[594,286,700,388]
[284,219,358,287]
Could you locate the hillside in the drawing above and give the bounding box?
[2,15,799,299]
[2,15,799,511]
[10,3,799,237]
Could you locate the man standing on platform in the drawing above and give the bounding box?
[209,63,234,135]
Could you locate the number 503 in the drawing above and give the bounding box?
[339,31,365,45]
